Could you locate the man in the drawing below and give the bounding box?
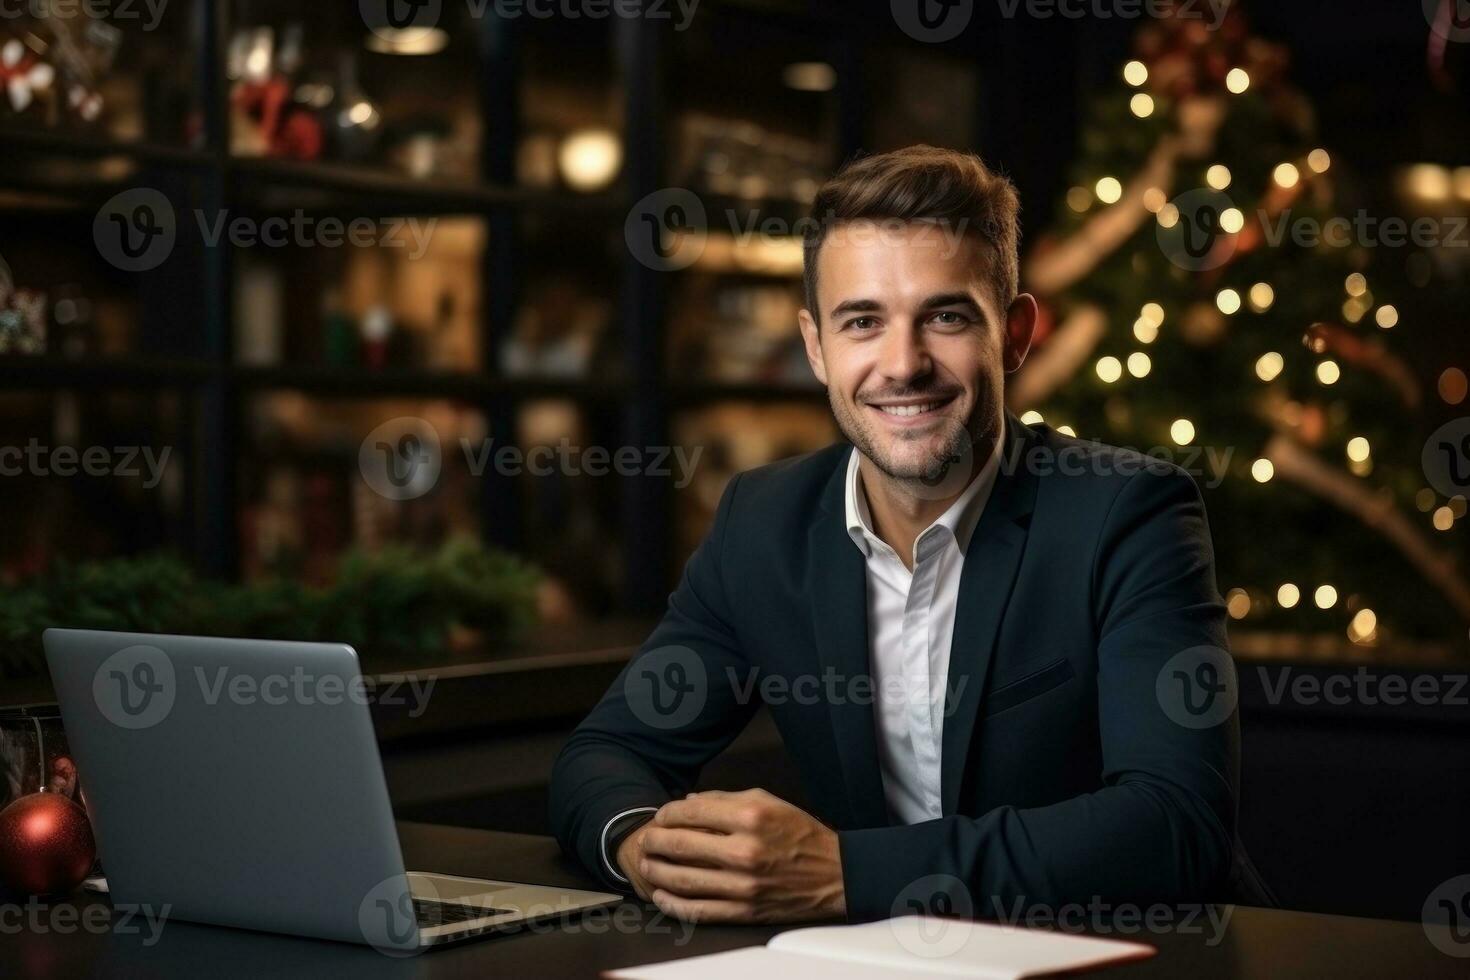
[550,145,1248,925]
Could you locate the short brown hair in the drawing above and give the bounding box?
[802,145,1021,321]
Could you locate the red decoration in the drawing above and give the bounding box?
[0,793,96,897]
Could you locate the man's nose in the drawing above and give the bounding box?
[877,322,932,383]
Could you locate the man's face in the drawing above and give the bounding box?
[798,220,1034,488]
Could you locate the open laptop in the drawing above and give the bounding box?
[43,628,622,952]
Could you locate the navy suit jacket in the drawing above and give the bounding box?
[550,414,1246,921]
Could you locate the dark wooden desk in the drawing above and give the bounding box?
[0,822,1461,979]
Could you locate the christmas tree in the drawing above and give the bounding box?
[1012,2,1468,652]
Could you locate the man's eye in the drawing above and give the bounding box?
[930,311,968,326]
[845,317,879,332]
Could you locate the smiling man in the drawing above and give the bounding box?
[550,145,1257,924]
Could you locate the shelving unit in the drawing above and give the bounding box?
[2,0,995,622]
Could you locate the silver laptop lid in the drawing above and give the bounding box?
[43,628,420,951]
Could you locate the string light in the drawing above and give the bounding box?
[1171,419,1196,445]
[1124,60,1148,86]
[1095,177,1123,204]
[1251,458,1275,483]
[1130,93,1155,118]
[1142,187,1167,212]
[1057,424,1077,437]
[1345,273,1368,296]
[1021,410,1045,426]
[1346,437,1371,463]
[1374,305,1398,329]
[1216,288,1242,314]
[1452,497,1469,519]
[1439,367,1468,405]
[1133,317,1159,344]
[1255,352,1284,382]
[1348,608,1378,644]
[1273,162,1300,188]
[1225,68,1250,94]
[1157,204,1180,228]
[1096,356,1123,383]
[1317,360,1341,385]
[1226,589,1251,619]
[1206,164,1232,190]
[1314,585,1338,609]
[1219,207,1245,233]
[1277,583,1301,608]
[1434,507,1455,531]
[1140,302,1165,326]
[1066,186,1091,212]
[1248,282,1275,312]
[1416,488,1438,512]
[1307,148,1331,173]
[1128,352,1152,378]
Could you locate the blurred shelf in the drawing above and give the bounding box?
[668,380,827,404]
[229,157,627,215]
[4,128,215,168]
[0,355,216,388]
[235,364,491,399]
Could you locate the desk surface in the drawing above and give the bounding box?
[0,821,1460,979]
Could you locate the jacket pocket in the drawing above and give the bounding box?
[980,657,1076,720]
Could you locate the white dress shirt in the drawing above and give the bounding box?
[843,436,1003,824]
[601,435,1004,881]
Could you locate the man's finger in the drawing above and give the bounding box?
[641,826,744,867]
[650,889,756,924]
[655,794,755,834]
[639,856,756,900]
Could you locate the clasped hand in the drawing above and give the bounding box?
[616,788,846,924]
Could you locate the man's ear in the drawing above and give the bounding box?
[798,308,828,387]
[1003,293,1039,374]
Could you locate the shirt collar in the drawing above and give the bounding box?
[843,429,1004,563]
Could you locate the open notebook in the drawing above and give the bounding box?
[606,917,1155,979]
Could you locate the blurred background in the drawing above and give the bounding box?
[1,0,1468,923]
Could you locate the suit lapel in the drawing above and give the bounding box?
[807,458,890,829]
[940,414,1040,815]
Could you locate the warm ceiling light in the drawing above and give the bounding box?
[365,27,450,56]
[559,129,622,191]
[782,62,837,92]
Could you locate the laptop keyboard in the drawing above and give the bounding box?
[413,897,515,927]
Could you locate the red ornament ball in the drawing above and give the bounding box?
[0,793,97,897]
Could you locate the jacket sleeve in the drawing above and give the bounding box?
[549,473,762,891]
[837,466,1238,921]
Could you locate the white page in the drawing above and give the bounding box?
[606,917,1154,980]
[770,917,1154,978]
